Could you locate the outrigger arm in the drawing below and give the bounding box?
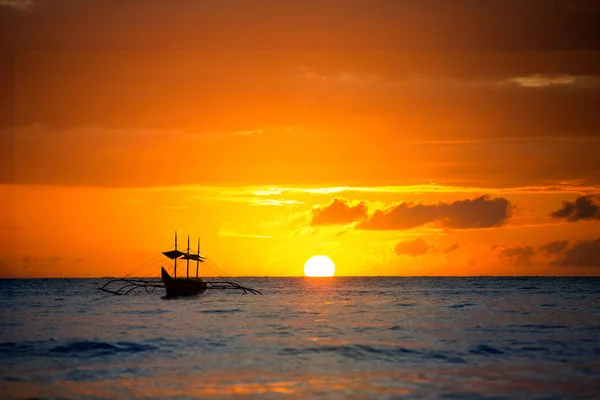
[97,232,263,296]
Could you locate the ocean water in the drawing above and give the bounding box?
[1,277,599,399]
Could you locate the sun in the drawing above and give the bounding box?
[304,255,336,277]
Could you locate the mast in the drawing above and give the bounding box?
[196,238,200,278]
[174,231,178,278]
[186,235,190,279]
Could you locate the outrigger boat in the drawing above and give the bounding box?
[99,232,262,297]
[160,233,207,297]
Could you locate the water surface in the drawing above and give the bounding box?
[1,277,599,399]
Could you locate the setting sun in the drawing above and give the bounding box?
[304,255,336,277]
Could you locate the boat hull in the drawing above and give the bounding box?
[161,267,207,298]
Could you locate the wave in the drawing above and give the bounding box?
[0,340,155,358]
[198,308,243,314]
[469,344,505,355]
[447,303,475,308]
[280,344,467,364]
[277,341,586,363]
[116,309,171,315]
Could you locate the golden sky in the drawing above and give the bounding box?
[1,0,600,277]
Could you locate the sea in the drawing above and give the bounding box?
[1,277,599,399]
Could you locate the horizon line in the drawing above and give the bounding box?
[1,275,599,279]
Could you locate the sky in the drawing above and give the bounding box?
[1,0,600,277]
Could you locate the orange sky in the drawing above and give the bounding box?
[1,0,599,277]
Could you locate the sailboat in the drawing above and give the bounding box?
[161,232,207,298]
[98,232,262,297]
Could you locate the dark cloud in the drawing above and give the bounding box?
[550,194,600,221]
[539,240,569,255]
[552,238,600,267]
[394,237,459,257]
[1,0,599,51]
[500,246,535,267]
[311,198,368,226]
[360,195,512,230]
[495,238,600,268]
[1,1,599,189]
[394,237,430,256]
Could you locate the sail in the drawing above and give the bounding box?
[182,253,205,262]
[162,250,185,259]
[162,250,205,261]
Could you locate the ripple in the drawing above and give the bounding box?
[448,303,475,308]
[386,325,405,331]
[117,309,171,315]
[2,277,600,399]
[278,344,471,364]
[1,340,155,358]
[508,324,568,330]
[470,344,505,355]
[198,308,243,314]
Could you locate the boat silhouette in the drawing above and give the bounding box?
[98,232,262,297]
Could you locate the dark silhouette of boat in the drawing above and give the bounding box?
[160,233,208,298]
[98,232,262,297]
[161,266,206,297]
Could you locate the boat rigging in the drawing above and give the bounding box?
[98,232,262,297]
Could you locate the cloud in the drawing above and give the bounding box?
[394,237,430,256]
[3,3,600,191]
[4,0,599,52]
[443,243,460,254]
[0,0,32,9]
[311,198,368,226]
[234,129,264,136]
[217,223,273,239]
[297,67,379,85]
[249,199,304,207]
[316,73,600,91]
[218,230,273,239]
[359,195,511,230]
[550,194,600,221]
[552,238,600,267]
[500,246,535,267]
[506,74,582,88]
[494,238,599,268]
[539,240,569,255]
[126,182,600,197]
[393,238,459,257]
